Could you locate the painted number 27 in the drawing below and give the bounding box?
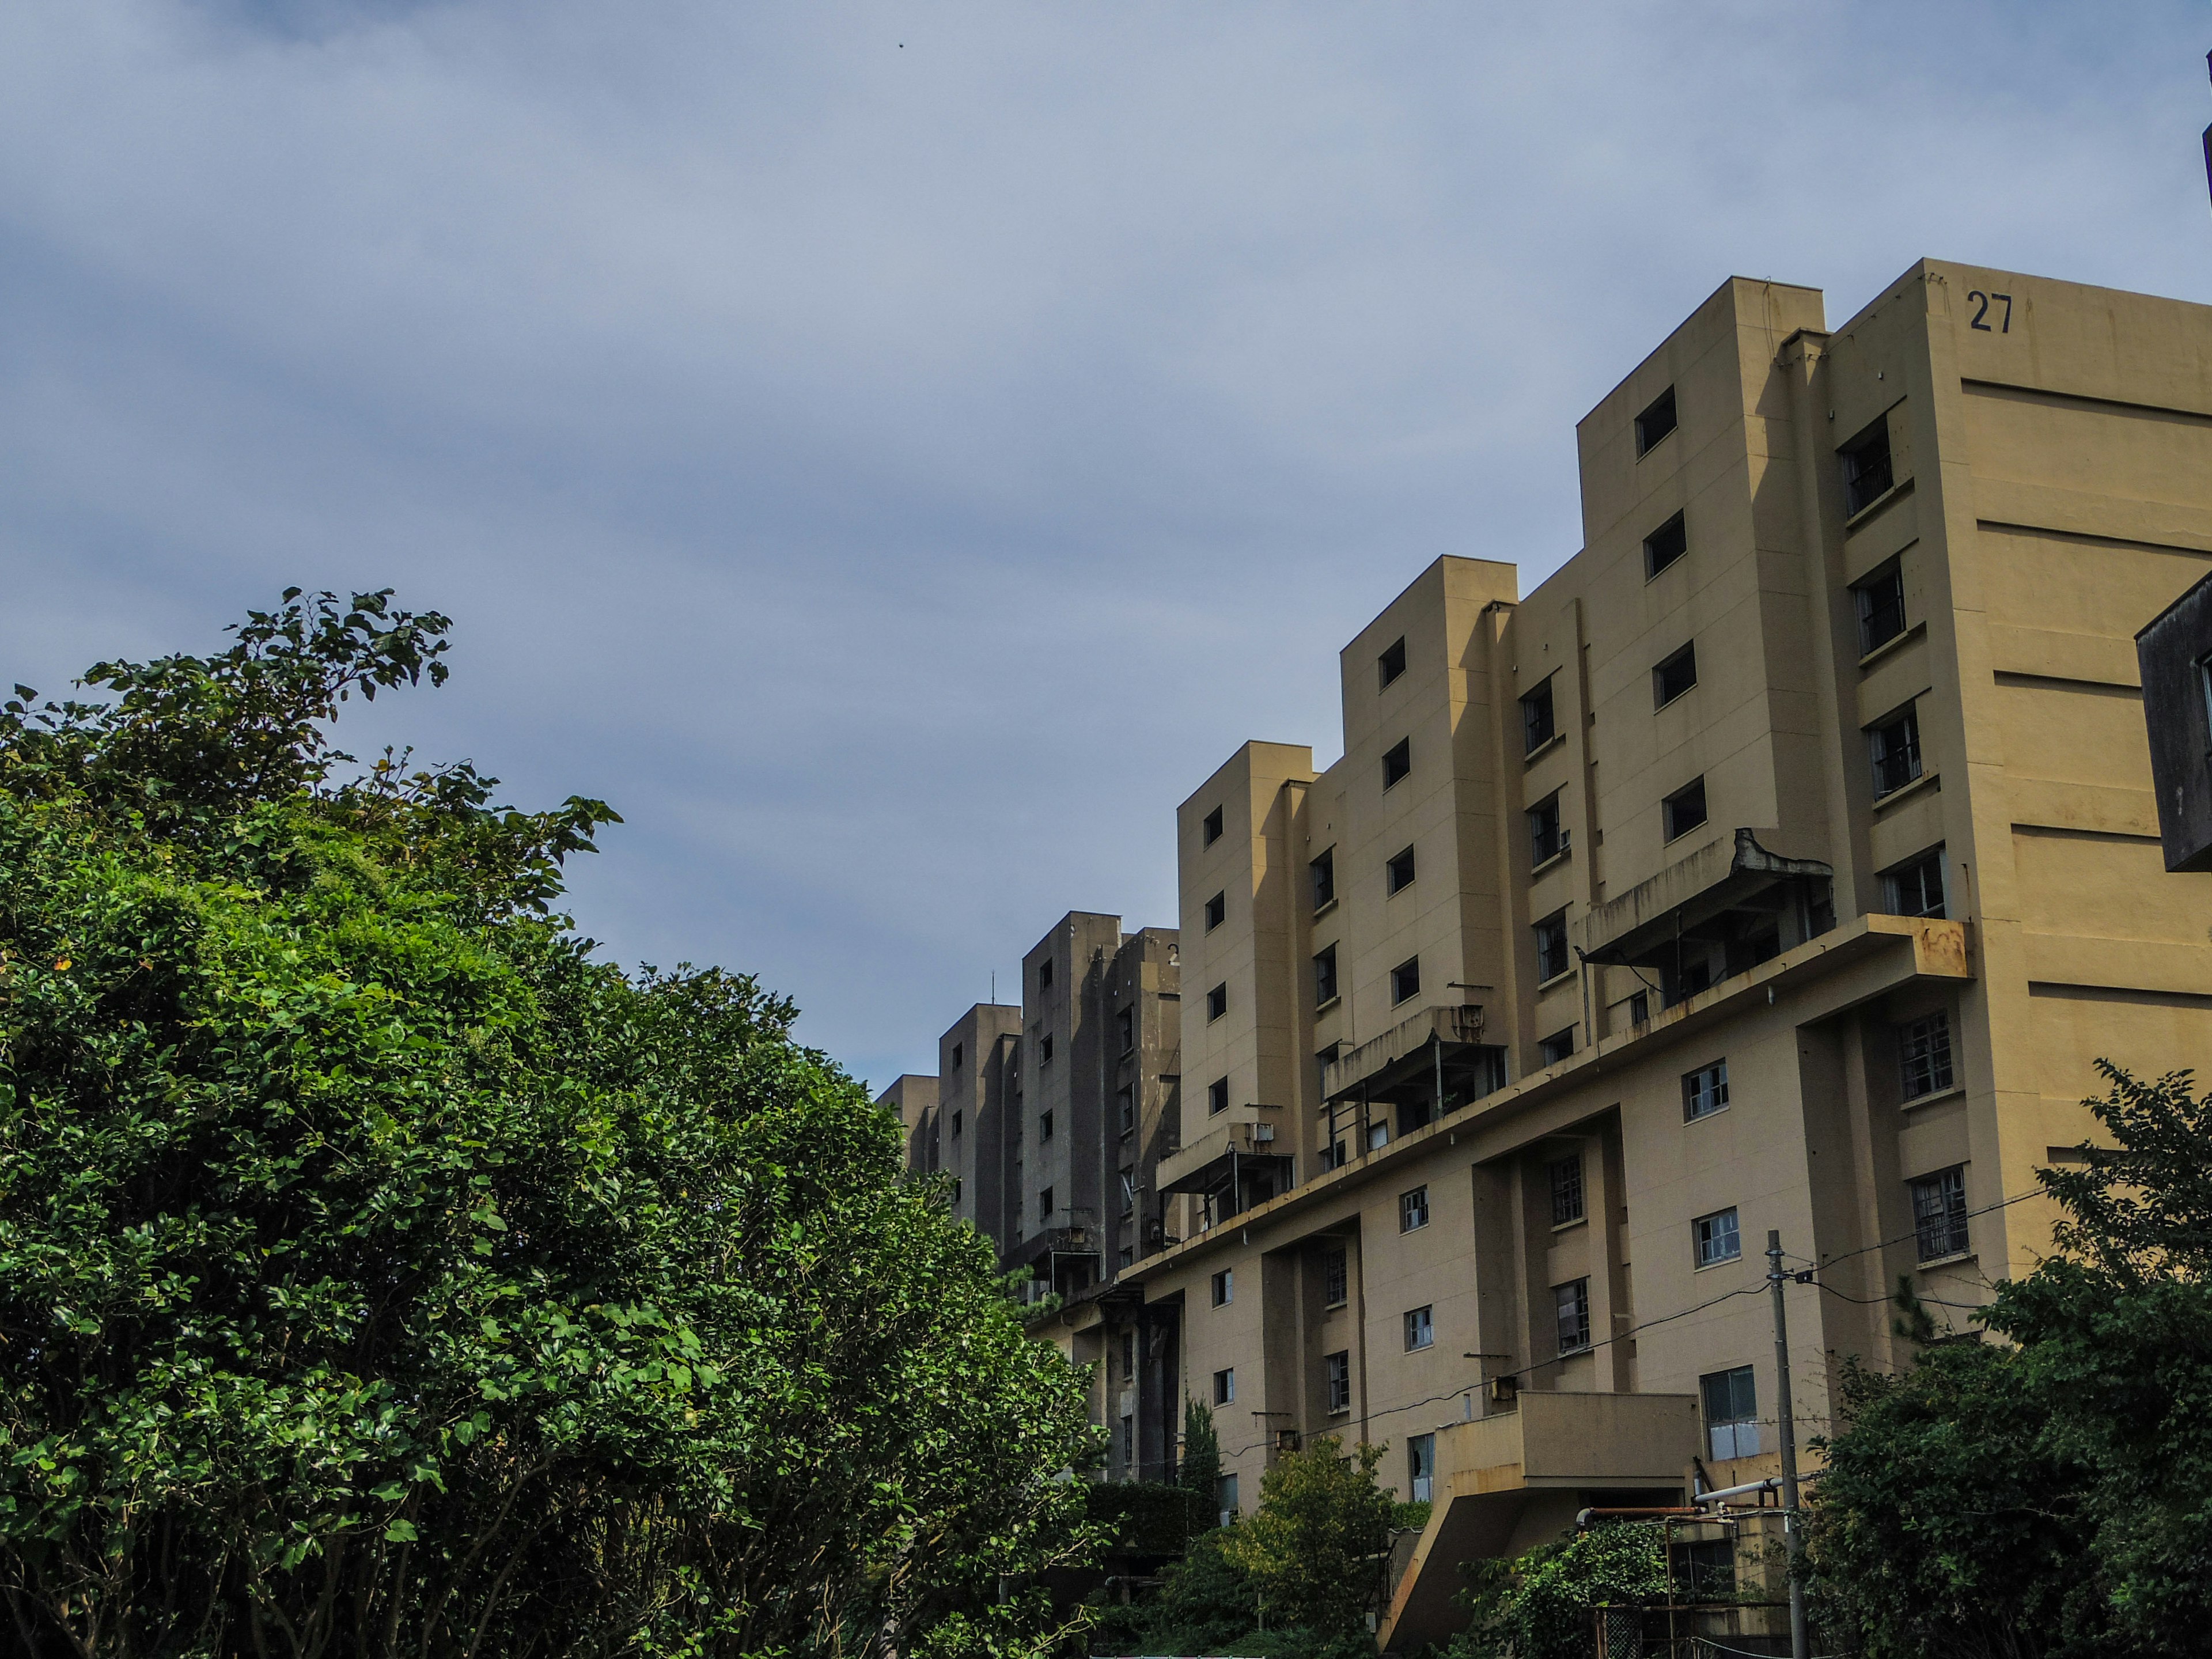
[1968,290,2013,332]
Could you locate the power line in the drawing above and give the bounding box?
[1815,1187,2045,1271]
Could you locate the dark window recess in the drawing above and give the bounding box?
[1039,1110,1054,1141]
[1403,1305,1434,1350]
[1387,844,1417,895]
[1206,982,1228,1021]
[1653,641,1698,707]
[1679,1537,1737,1600]
[1400,1185,1430,1232]
[1408,1432,1436,1502]
[952,1111,962,1138]
[1900,1011,1956,1099]
[1664,777,1709,840]
[1550,1154,1585,1226]
[1534,910,1571,981]
[1313,944,1339,1006]
[1911,1164,1971,1260]
[1210,1268,1232,1306]
[1643,511,1688,579]
[1213,1368,1235,1406]
[1118,1007,1137,1053]
[1870,705,1923,797]
[1540,1028,1575,1066]
[1118,1085,1135,1133]
[1391,956,1421,1005]
[1529,791,1568,864]
[1884,847,1946,918]
[952,1042,963,1070]
[1701,1365,1758,1460]
[1204,890,1226,930]
[1555,1278,1592,1354]
[1841,414,1896,516]
[1202,805,1224,845]
[1628,990,1650,1026]
[1310,847,1336,910]
[1208,1076,1230,1115]
[1039,1186,1054,1219]
[1323,1246,1349,1307]
[1040,1032,1054,1063]
[1382,737,1412,789]
[1855,562,1907,655]
[1521,677,1557,752]
[1325,1350,1352,1412]
[1635,385,1678,455]
[1378,635,1407,688]
[1038,959,1053,991]
[1683,1060,1730,1120]
[1119,1168,1135,1217]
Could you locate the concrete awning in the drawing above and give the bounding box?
[1321,1003,1487,1104]
[1577,829,1832,967]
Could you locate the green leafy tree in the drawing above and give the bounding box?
[0,592,1101,1658]
[1445,1521,1669,1659]
[1808,1063,2212,1659]
[1219,1436,1395,1638]
[1178,1395,1221,1506]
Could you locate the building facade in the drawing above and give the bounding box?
[877,911,1183,1480]
[1127,261,2212,1648]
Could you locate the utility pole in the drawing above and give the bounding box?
[1767,1229,1810,1659]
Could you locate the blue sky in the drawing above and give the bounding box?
[3,1,2207,1090]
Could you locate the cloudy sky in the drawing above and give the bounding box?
[2,1,2206,1089]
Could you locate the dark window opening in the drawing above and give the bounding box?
[1644,511,1688,579]
[1555,1278,1592,1354]
[1885,847,1946,918]
[952,1111,962,1138]
[1039,1110,1054,1141]
[1325,1350,1351,1413]
[1208,1075,1230,1115]
[952,1042,963,1070]
[1870,704,1923,797]
[1664,777,1709,841]
[1539,1028,1575,1066]
[1911,1164,1970,1260]
[1039,1186,1054,1219]
[1550,1154,1585,1226]
[1654,641,1698,707]
[1842,414,1896,516]
[1206,983,1228,1021]
[1701,1365,1758,1460]
[1118,1085,1135,1133]
[1204,890,1226,930]
[1382,737,1412,789]
[1386,844,1417,895]
[1635,385,1678,456]
[1391,956,1421,1005]
[1900,1011,1955,1100]
[1313,944,1338,1006]
[1529,791,1567,864]
[1855,562,1907,656]
[1040,1032,1054,1064]
[1378,635,1407,688]
[1310,847,1336,910]
[1118,1006,1135,1052]
[1535,910,1570,982]
[1202,805,1224,845]
[1522,676,1557,753]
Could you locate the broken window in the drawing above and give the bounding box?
[1310,846,1336,910]
[1635,385,1677,456]
[1202,806,1224,845]
[1204,890,1226,930]
[1382,736,1412,789]
[1855,560,1907,655]
[1550,1153,1585,1226]
[1529,790,1567,864]
[1911,1164,1969,1260]
[1535,910,1571,981]
[1643,511,1688,578]
[1555,1278,1592,1354]
[1664,776,1709,840]
[1654,641,1698,707]
[1900,1011,1956,1100]
[1522,676,1557,752]
[1841,414,1896,516]
[1869,704,1923,797]
[1313,944,1338,1007]
[1378,635,1407,688]
[1387,844,1417,895]
[1683,1059,1730,1121]
[1391,956,1421,1005]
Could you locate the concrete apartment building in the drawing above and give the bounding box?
[1111,260,2212,1650]
[876,911,1183,1478]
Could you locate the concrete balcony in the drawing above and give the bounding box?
[1380,1391,1700,1653]
[1157,1103,1290,1224]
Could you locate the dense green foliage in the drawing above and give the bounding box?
[1080,1481,1211,1558]
[1088,1436,1398,1659]
[1443,1521,1669,1659]
[1176,1396,1220,1509]
[0,593,1099,1658]
[1220,1437,1396,1638]
[1808,1063,2212,1659]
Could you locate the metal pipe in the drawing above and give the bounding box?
[1694,1476,1780,1506]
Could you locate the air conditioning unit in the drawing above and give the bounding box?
[1487,1374,1520,1408]
[1252,1123,1276,1144]
[1274,1428,1302,1452]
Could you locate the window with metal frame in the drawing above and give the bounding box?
[1899,1011,1956,1099]
[1313,944,1339,1006]
[1884,847,1946,918]
[1535,910,1570,981]
[1870,704,1923,797]
[1521,676,1557,752]
[1400,1185,1430,1232]
[1683,1059,1730,1121]
[1841,414,1896,516]
[1323,1246,1349,1308]
[1529,790,1568,864]
[1326,1350,1352,1414]
[1213,1368,1235,1406]
[1695,1207,1742,1268]
[1311,847,1336,910]
[1855,561,1907,655]
[1210,1268,1233,1306]
[1408,1433,1436,1502]
[1403,1305,1434,1351]
[1700,1365,1758,1460]
[1911,1164,1970,1260]
[1555,1279,1592,1354]
[1550,1154,1585,1226]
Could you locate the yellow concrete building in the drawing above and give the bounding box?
[1116,261,2212,1649]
